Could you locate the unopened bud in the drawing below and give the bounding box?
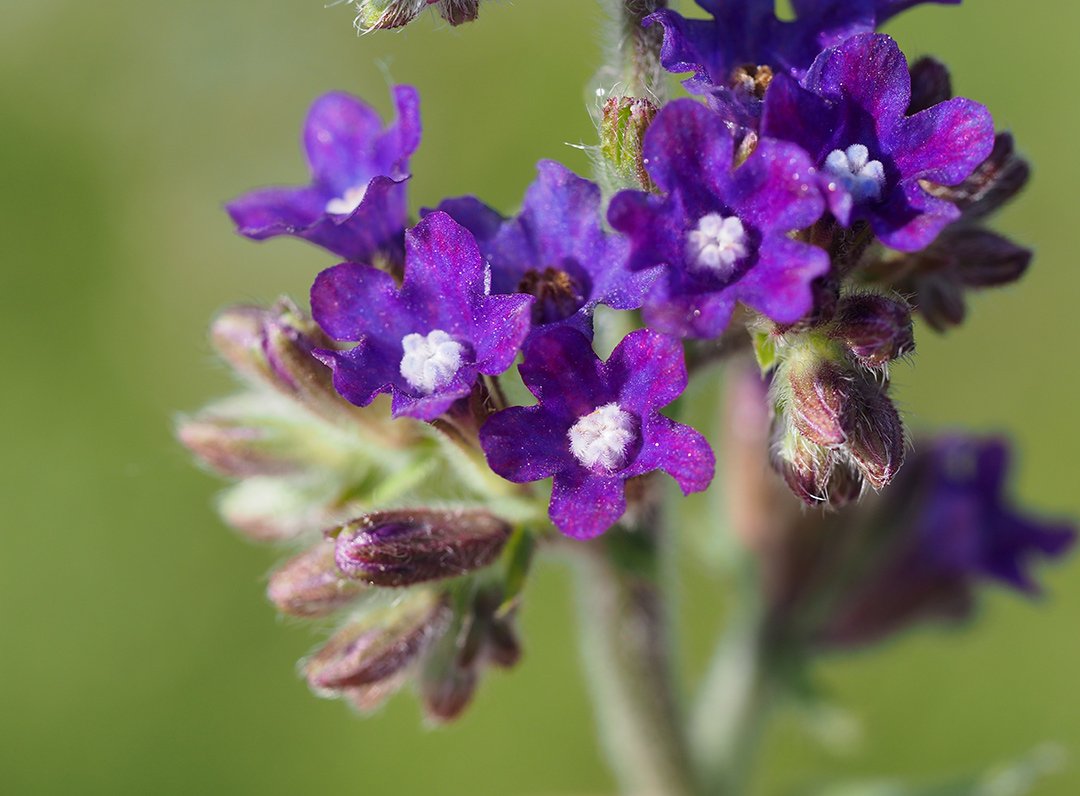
[418,609,477,723]
[832,294,915,368]
[948,227,1032,288]
[353,0,479,31]
[304,590,450,693]
[267,542,368,618]
[847,385,906,489]
[824,458,864,509]
[332,509,511,587]
[770,415,835,506]
[787,359,851,448]
[177,399,307,478]
[907,57,952,115]
[600,96,659,192]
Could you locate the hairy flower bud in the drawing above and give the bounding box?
[353,0,479,31]
[267,542,368,618]
[787,358,851,448]
[929,133,1030,220]
[831,294,915,368]
[332,509,512,587]
[599,96,659,192]
[304,590,450,693]
[847,383,906,489]
[907,57,952,115]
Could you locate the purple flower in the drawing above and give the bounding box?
[227,85,421,263]
[823,436,1075,647]
[310,212,533,420]
[761,34,994,251]
[430,161,654,338]
[607,99,829,339]
[647,1,960,91]
[480,327,715,539]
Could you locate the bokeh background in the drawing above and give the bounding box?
[3,0,1079,793]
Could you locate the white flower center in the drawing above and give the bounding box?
[399,330,464,394]
[325,184,369,216]
[823,144,886,203]
[568,403,637,472]
[686,213,748,275]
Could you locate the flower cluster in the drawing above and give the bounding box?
[182,0,1072,729]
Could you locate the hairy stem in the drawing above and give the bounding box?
[572,491,700,796]
[604,0,669,100]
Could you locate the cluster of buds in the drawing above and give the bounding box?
[353,0,480,32]
[270,509,522,721]
[765,292,914,506]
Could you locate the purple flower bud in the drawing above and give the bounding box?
[787,359,852,448]
[831,294,915,368]
[304,591,450,693]
[771,428,836,505]
[825,458,865,508]
[847,383,906,489]
[600,96,659,192]
[332,509,511,587]
[266,542,368,618]
[907,56,952,115]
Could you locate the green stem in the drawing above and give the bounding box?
[572,494,700,796]
[604,0,669,100]
[690,583,775,795]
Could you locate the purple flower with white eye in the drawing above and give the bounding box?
[607,99,829,339]
[761,34,994,252]
[480,327,714,539]
[227,85,421,263]
[430,161,654,339]
[310,212,533,421]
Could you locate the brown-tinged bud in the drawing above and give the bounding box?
[831,294,915,368]
[787,359,852,448]
[304,590,450,693]
[771,425,836,506]
[343,671,409,715]
[332,509,511,587]
[847,385,906,489]
[907,57,952,115]
[436,0,480,25]
[218,476,354,543]
[600,96,659,192]
[824,458,864,509]
[418,608,477,723]
[267,542,368,618]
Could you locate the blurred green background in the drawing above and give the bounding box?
[3,1,1078,793]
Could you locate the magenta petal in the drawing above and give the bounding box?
[310,263,408,342]
[733,236,831,323]
[806,34,911,127]
[226,186,326,239]
[314,343,398,409]
[890,98,994,186]
[519,328,607,418]
[480,406,571,483]
[641,100,735,203]
[549,470,626,540]
[304,91,387,190]
[471,293,534,375]
[606,330,687,414]
[873,183,960,252]
[628,414,716,495]
[400,213,486,332]
[390,376,473,421]
[728,138,824,232]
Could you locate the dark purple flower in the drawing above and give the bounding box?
[607,99,828,339]
[480,327,714,539]
[431,161,654,338]
[761,34,994,251]
[645,0,957,118]
[823,436,1075,646]
[310,212,533,420]
[227,85,421,263]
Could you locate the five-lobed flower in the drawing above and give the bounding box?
[480,327,715,539]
